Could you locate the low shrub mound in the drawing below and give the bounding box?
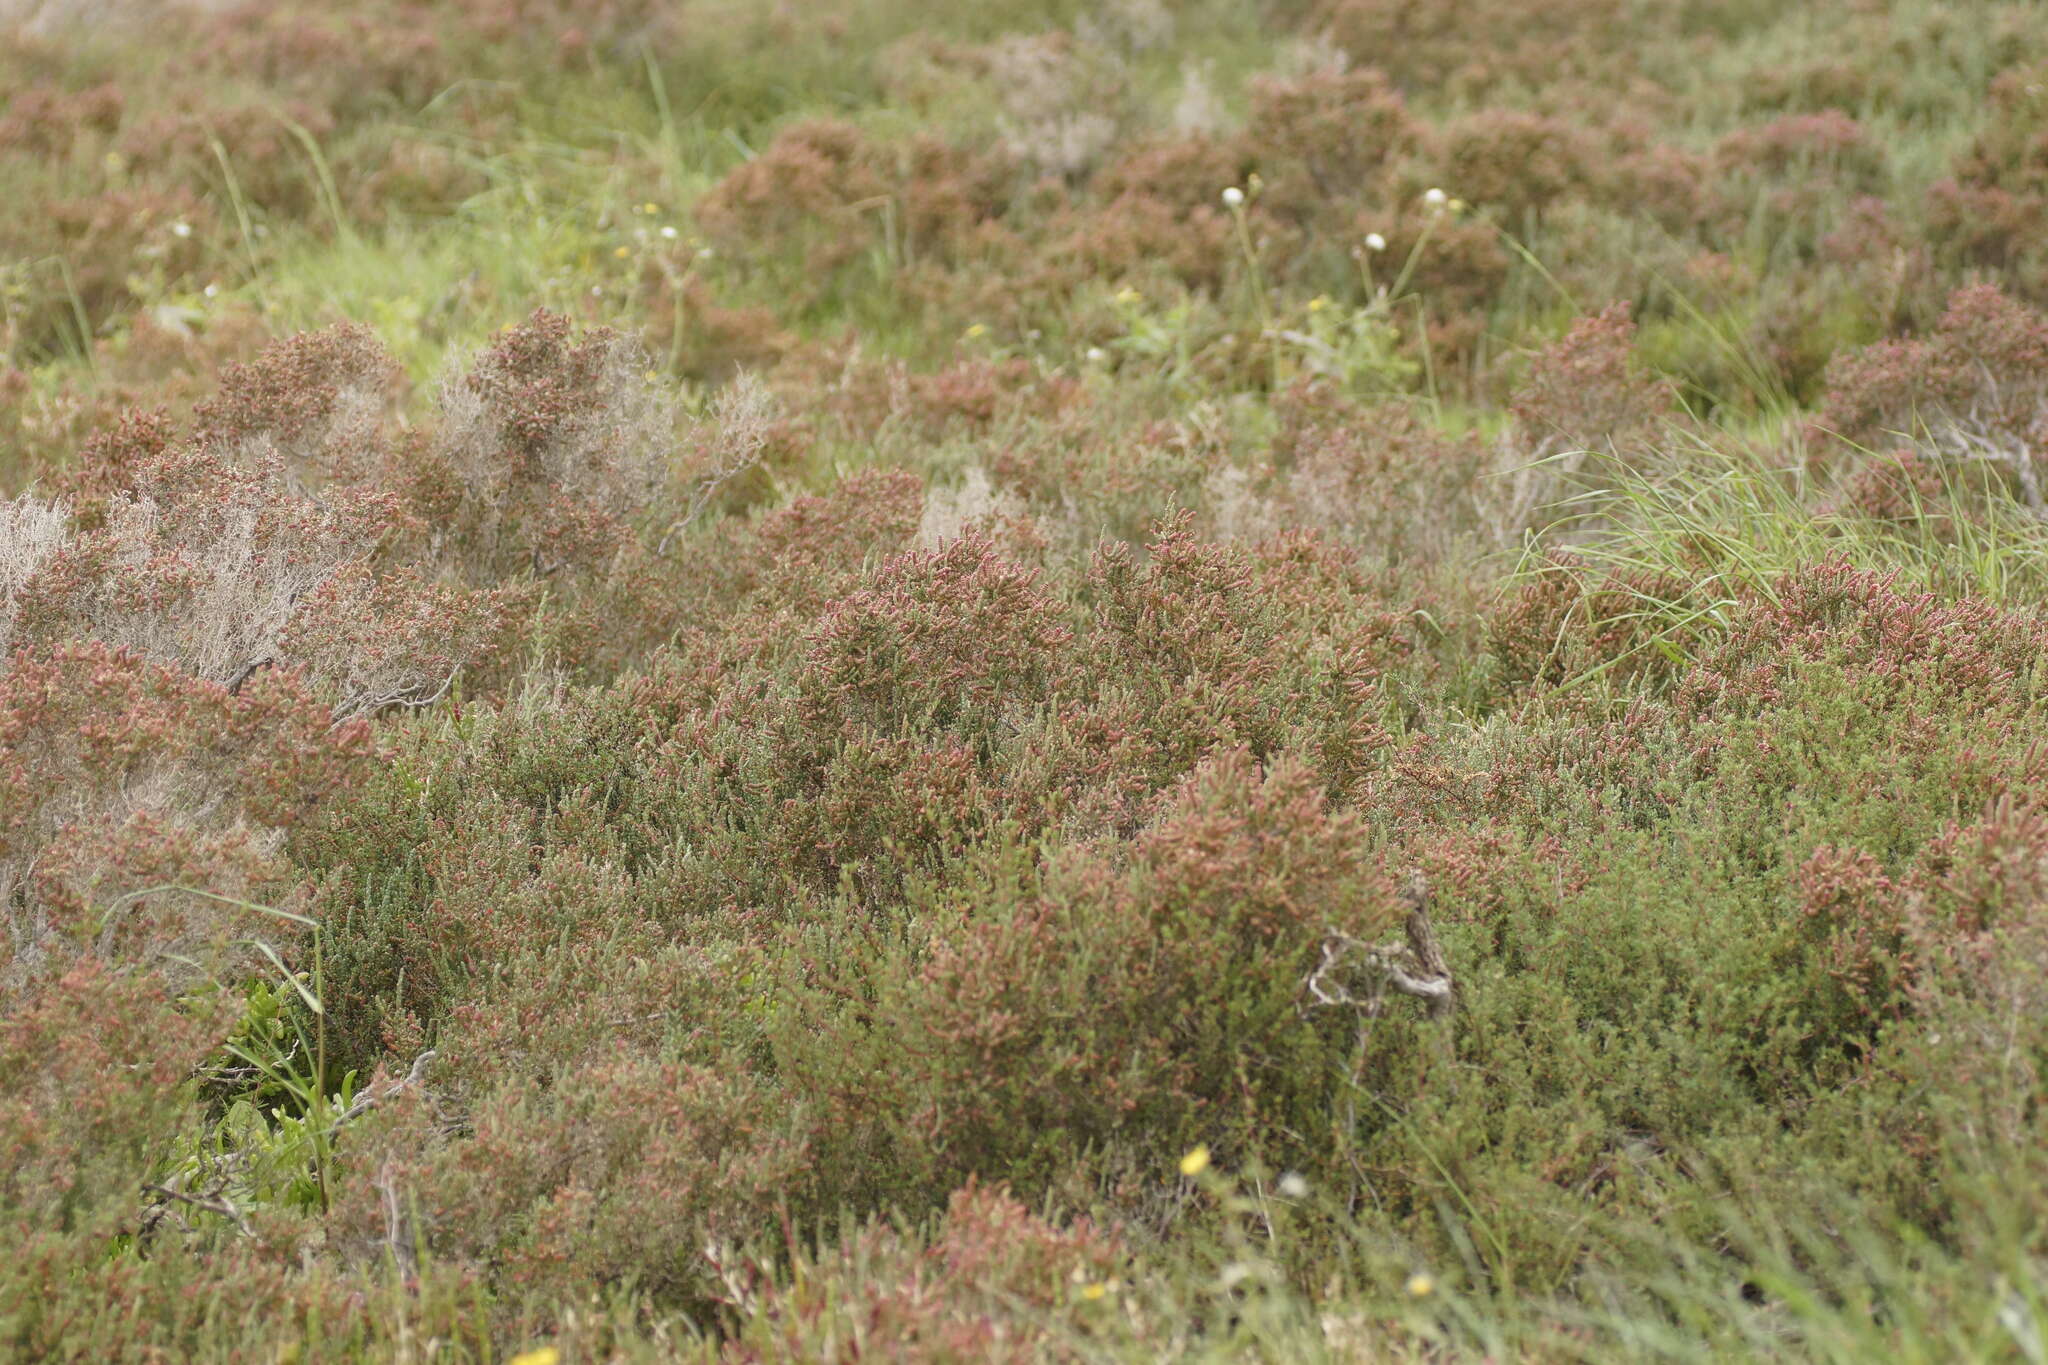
[8,2,2048,1359]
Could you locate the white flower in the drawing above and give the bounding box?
[1364,232,1387,252]
[1221,186,1245,208]
[1278,1172,1309,1199]
[1085,346,1108,364]
[202,283,218,298]
[660,225,679,240]
[695,246,715,261]
[1422,187,1448,208]
[171,221,193,238]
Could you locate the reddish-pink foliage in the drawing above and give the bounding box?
[10,437,460,701]
[697,120,891,251]
[1244,68,1420,229]
[0,960,228,1222]
[1717,110,1880,182]
[51,407,178,528]
[1509,301,1674,454]
[1795,843,1911,1023]
[328,1055,806,1305]
[1827,448,1948,524]
[1439,110,1595,220]
[696,121,1008,281]
[1679,559,2048,717]
[1950,60,2048,200]
[0,82,124,156]
[191,321,403,487]
[1487,555,1694,693]
[1265,387,1488,562]
[1316,0,1639,96]
[803,529,1073,738]
[1820,284,2048,451]
[417,308,674,583]
[718,1180,1123,1364]
[832,747,1393,1177]
[752,467,927,613]
[0,641,370,971]
[1911,797,2048,942]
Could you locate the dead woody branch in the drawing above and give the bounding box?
[1307,868,1455,1020]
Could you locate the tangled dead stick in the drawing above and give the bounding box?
[1306,868,1455,1021]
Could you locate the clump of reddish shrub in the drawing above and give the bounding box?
[695,119,1011,295]
[800,528,1072,741]
[0,642,369,987]
[717,1181,1126,1361]
[424,309,675,581]
[14,7,2048,1356]
[9,403,510,717]
[189,321,403,489]
[1509,301,1675,459]
[771,747,1401,1199]
[1819,284,2048,515]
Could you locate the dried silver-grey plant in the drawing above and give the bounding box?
[657,370,776,556]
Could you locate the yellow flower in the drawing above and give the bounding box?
[1179,1144,1211,1177]
[1114,286,1143,306]
[964,322,988,339]
[1405,1273,1435,1299]
[613,246,631,259]
[1081,1282,1108,1301]
[1308,295,1330,313]
[508,1349,560,1365]
[641,201,659,214]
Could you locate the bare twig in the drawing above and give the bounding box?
[1397,867,1454,1019]
[322,1048,439,1137]
[225,655,273,695]
[655,372,774,557]
[140,1168,253,1241]
[1307,868,1455,1019]
[330,669,459,727]
[375,1158,417,1279]
[1935,410,2047,520]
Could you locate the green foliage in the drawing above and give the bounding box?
[11,0,2048,1359]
